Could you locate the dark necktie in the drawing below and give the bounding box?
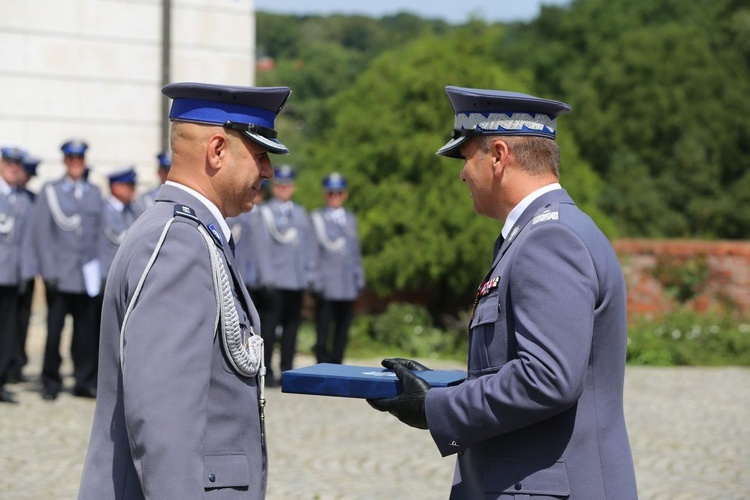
[228,235,236,258]
[493,234,505,261]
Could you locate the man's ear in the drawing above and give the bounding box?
[490,138,510,176]
[206,133,228,171]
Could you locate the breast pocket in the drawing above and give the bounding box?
[468,292,499,375]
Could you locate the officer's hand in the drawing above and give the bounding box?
[383,358,432,371]
[367,360,430,430]
[45,279,58,296]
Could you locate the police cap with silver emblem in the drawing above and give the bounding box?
[436,86,571,159]
[61,139,88,156]
[273,164,296,185]
[1,145,27,164]
[157,152,172,170]
[108,167,137,185]
[322,172,347,192]
[161,82,292,155]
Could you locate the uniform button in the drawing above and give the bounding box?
[208,472,216,483]
[514,482,522,490]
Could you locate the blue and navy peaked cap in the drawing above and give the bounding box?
[436,86,571,159]
[273,164,296,185]
[323,172,347,192]
[61,139,88,156]
[108,167,137,185]
[157,151,172,169]
[1,145,27,163]
[162,82,292,155]
[22,155,40,176]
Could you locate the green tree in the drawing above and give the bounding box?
[296,27,610,318]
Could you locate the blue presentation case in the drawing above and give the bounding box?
[280,363,466,399]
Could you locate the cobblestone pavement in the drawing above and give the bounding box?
[1,314,748,499]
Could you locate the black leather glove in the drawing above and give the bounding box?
[383,358,432,371]
[45,279,58,297]
[367,358,430,430]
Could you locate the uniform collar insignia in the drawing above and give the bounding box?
[208,223,224,246]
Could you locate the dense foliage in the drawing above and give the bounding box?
[256,1,749,318]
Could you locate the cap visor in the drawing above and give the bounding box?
[242,131,289,155]
[435,136,468,158]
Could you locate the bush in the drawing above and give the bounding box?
[347,302,467,360]
[627,308,750,366]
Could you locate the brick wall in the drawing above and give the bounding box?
[614,240,750,316]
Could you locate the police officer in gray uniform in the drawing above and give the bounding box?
[8,154,41,384]
[0,146,27,403]
[310,173,364,364]
[136,151,171,211]
[79,82,291,499]
[31,139,104,400]
[254,165,315,384]
[369,86,638,499]
[100,167,143,279]
[227,183,266,309]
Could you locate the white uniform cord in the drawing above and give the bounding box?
[0,212,14,235]
[120,218,176,371]
[260,205,298,245]
[311,211,346,253]
[45,184,81,232]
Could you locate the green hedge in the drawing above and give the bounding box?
[297,303,750,367]
[626,309,750,366]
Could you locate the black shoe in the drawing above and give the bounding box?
[73,386,97,399]
[0,388,18,404]
[41,388,59,401]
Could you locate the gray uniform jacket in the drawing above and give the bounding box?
[99,198,144,278]
[227,208,262,289]
[78,184,267,499]
[135,186,159,212]
[310,207,364,301]
[31,177,104,293]
[0,186,28,285]
[425,189,637,499]
[17,188,38,282]
[254,198,315,291]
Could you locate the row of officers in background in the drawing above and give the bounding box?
[0,140,364,403]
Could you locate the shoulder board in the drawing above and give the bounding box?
[532,202,560,226]
[173,204,200,224]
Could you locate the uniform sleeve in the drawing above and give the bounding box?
[30,185,55,281]
[249,209,273,287]
[425,223,597,456]
[350,214,365,294]
[301,211,317,289]
[120,221,216,497]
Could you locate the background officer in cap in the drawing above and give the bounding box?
[79,81,291,499]
[99,167,143,280]
[0,146,27,403]
[254,165,315,385]
[7,154,41,385]
[368,86,638,499]
[227,182,268,323]
[95,167,143,357]
[310,172,364,365]
[136,151,171,210]
[31,139,104,400]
